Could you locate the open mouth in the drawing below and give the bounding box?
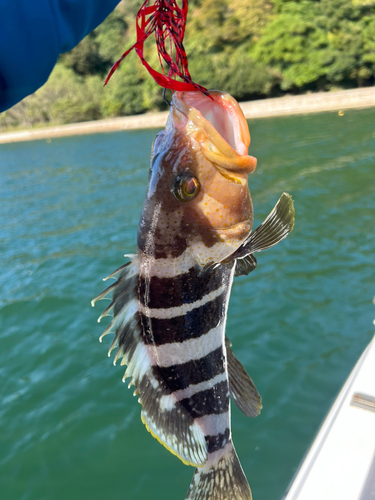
[172,90,257,175]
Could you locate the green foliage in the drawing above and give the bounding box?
[187,48,273,98]
[99,59,147,116]
[1,0,374,130]
[253,0,375,91]
[60,34,104,76]
[184,0,275,96]
[0,65,102,129]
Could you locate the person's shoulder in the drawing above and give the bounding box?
[0,0,120,112]
[52,0,121,53]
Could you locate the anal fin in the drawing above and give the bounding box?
[225,337,262,417]
[139,382,207,467]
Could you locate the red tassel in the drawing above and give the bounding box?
[104,0,209,96]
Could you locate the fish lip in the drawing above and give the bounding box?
[171,90,257,176]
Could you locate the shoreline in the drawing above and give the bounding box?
[0,87,374,145]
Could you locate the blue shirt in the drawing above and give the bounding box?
[0,0,120,112]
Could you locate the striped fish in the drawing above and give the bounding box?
[93,90,295,499]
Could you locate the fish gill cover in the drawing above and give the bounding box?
[104,0,209,96]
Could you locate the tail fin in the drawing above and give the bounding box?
[185,442,252,500]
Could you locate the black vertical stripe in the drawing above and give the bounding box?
[140,293,226,345]
[205,428,230,453]
[155,347,225,393]
[138,266,226,309]
[137,230,187,259]
[179,380,229,419]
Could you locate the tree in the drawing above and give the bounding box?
[252,0,375,91]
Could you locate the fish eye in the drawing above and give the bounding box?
[173,173,200,202]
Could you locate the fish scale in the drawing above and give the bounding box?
[93,90,295,499]
[138,259,234,447]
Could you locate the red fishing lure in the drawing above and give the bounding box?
[104,0,209,95]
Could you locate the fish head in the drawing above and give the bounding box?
[138,90,257,266]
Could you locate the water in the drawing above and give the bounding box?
[0,109,374,500]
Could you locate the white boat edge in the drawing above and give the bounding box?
[283,335,375,500]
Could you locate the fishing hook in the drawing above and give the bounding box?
[163,88,171,106]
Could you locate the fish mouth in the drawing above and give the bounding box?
[171,90,257,178]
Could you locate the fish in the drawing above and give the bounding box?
[92,89,295,499]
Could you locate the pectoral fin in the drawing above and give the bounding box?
[233,192,295,274]
[225,337,262,417]
[234,254,257,277]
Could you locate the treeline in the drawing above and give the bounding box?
[1,0,374,129]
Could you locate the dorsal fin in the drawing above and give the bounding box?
[93,255,207,467]
[225,337,262,417]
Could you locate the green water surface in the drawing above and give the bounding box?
[0,108,374,500]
